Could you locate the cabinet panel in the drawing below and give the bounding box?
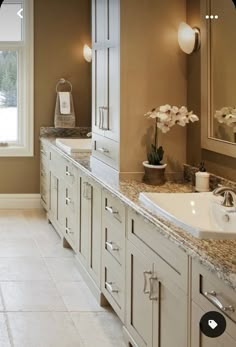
[191,301,236,347]
[126,241,153,347]
[92,0,106,44]
[78,176,91,267]
[92,49,106,137]
[88,179,102,286]
[153,269,188,347]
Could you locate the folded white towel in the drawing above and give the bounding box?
[59,92,71,115]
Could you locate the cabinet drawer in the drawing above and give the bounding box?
[64,211,77,248]
[102,255,124,322]
[102,190,126,230]
[192,260,236,324]
[103,219,124,266]
[128,209,188,292]
[92,133,119,170]
[65,185,77,214]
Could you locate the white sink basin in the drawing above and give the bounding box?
[55,138,92,155]
[139,192,236,239]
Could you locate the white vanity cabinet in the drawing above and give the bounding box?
[125,209,189,347]
[77,173,102,289]
[191,261,236,347]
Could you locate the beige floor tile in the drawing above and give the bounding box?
[7,312,84,347]
[1,281,67,312]
[0,224,32,240]
[71,311,125,347]
[0,238,41,257]
[0,257,51,281]
[35,239,74,258]
[44,258,83,281]
[56,281,106,312]
[0,313,11,347]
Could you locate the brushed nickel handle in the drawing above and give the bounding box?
[40,149,46,155]
[66,170,73,177]
[97,147,109,154]
[149,276,158,301]
[105,281,119,293]
[65,227,74,234]
[143,271,152,294]
[105,206,118,214]
[105,241,119,251]
[101,106,109,130]
[204,291,235,312]
[65,197,71,205]
[98,106,103,129]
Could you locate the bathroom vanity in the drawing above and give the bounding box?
[40,136,236,347]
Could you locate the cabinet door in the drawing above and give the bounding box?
[88,180,102,286]
[126,241,153,347]
[191,302,236,347]
[78,176,91,267]
[152,266,188,347]
[92,0,106,45]
[104,46,120,142]
[92,48,105,137]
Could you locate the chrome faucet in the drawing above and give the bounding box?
[213,186,236,208]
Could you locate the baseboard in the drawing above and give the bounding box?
[0,194,41,209]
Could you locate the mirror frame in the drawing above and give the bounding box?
[201,0,236,158]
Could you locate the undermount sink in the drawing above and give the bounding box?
[139,192,236,240]
[55,138,92,155]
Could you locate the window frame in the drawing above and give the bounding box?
[0,0,34,157]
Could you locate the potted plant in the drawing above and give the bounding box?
[143,104,199,185]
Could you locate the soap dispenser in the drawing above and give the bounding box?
[195,162,210,192]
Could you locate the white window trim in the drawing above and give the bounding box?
[0,0,34,157]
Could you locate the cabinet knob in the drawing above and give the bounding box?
[65,197,71,205]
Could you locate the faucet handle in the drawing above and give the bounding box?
[222,191,235,208]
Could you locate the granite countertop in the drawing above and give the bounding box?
[41,137,236,292]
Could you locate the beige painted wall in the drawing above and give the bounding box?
[187,0,236,181]
[120,0,187,177]
[0,0,91,194]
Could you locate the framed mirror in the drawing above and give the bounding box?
[201,0,236,157]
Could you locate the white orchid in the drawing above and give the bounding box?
[145,104,199,134]
[215,107,236,130]
[144,105,199,165]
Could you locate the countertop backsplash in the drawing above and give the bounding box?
[184,164,236,191]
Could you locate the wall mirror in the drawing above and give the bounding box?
[201,0,236,157]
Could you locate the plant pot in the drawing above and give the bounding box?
[143,161,167,186]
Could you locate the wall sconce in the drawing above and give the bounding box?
[178,22,200,54]
[83,44,92,63]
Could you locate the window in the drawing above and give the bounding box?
[0,0,33,156]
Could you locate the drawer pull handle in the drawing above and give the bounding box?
[65,227,74,234]
[105,281,119,293]
[40,149,46,155]
[105,206,118,215]
[65,197,71,204]
[66,171,73,177]
[97,147,109,154]
[105,241,119,251]
[149,276,158,301]
[204,291,235,312]
[143,271,152,294]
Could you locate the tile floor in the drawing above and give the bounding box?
[0,209,126,347]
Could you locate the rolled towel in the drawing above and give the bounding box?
[59,92,71,115]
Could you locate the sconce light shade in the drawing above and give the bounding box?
[178,22,200,54]
[83,44,92,63]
